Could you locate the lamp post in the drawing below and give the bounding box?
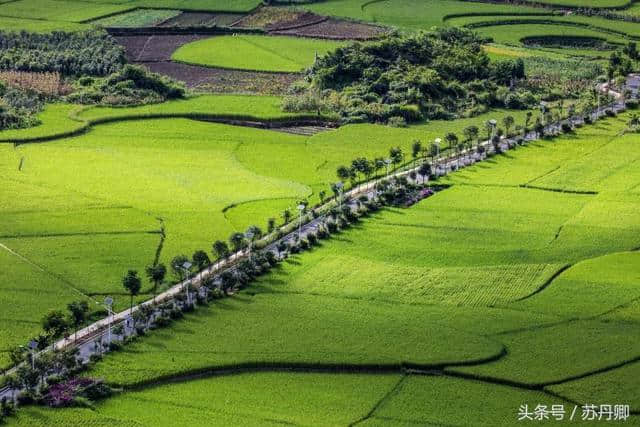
[245,230,254,258]
[181,261,192,305]
[335,182,344,210]
[297,204,306,239]
[488,119,497,137]
[104,296,113,346]
[27,340,37,370]
[596,84,601,119]
[434,138,442,174]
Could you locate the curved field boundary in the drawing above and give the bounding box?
[81,5,261,25]
[77,7,137,24]
[0,112,336,145]
[459,18,636,41]
[513,264,571,301]
[456,0,634,11]
[360,0,388,11]
[114,345,507,390]
[443,11,555,21]
[105,25,265,37]
[266,15,328,32]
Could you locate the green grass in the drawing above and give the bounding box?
[172,35,347,73]
[91,9,181,27]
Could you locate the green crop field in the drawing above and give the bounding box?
[303,0,540,31]
[0,96,537,367]
[1,0,640,424]
[172,35,347,73]
[11,373,402,426]
[4,113,638,425]
[0,0,259,31]
[92,9,181,27]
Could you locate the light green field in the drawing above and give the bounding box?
[0,16,88,32]
[2,111,639,423]
[172,35,346,72]
[0,0,133,22]
[446,13,640,39]
[303,0,540,31]
[470,23,626,57]
[0,0,259,31]
[91,9,181,27]
[4,113,637,425]
[549,361,640,412]
[11,373,401,426]
[0,95,535,364]
[89,293,504,386]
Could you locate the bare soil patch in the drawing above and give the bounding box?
[159,12,245,27]
[271,18,387,40]
[115,35,207,62]
[231,7,311,29]
[142,61,299,94]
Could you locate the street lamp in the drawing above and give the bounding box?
[434,138,442,174]
[595,84,601,119]
[181,261,192,305]
[104,296,113,346]
[335,182,344,210]
[245,230,254,257]
[488,119,497,136]
[297,204,306,239]
[539,102,547,125]
[27,340,37,369]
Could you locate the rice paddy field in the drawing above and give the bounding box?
[2,0,640,424]
[3,112,639,425]
[172,35,347,73]
[0,95,534,364]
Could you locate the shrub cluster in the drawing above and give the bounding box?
[285,28,529,124]
[0,82,42,130]
[0,30,125,76]
[66,65,185,105]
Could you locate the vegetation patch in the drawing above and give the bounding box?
[289,28,533,124]
[92,9,182,28]
[521,34,618,50]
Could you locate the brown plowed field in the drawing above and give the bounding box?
[143,61,299,94]
[160,12,245,27]
[116,35,207,62]
[271,18,387,40]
